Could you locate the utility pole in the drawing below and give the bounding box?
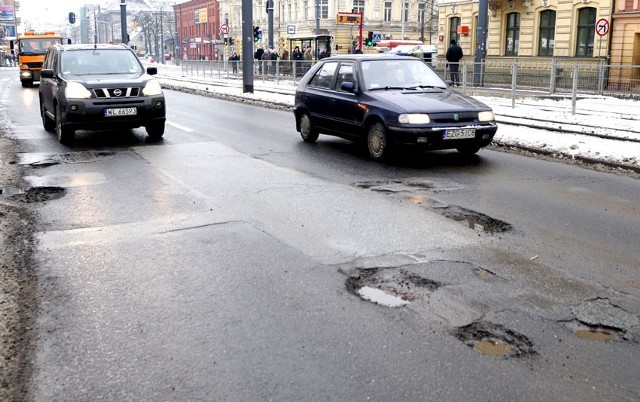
[241,0,253,93]
[120,0,127,44]
[474,0,488,87]
[267,0,274,48]
[315,0,320,35]
[160,8,164,64]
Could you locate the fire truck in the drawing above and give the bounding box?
[11,31,67,87]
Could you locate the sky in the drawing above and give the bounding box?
[18,0,97,31]
[149,63,640,172]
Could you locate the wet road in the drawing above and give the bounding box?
[1,70,639,401]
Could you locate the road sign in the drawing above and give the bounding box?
[373,33,382,43]
[287,24,297,35]
[220,24,229,35]
[595,18,609,37]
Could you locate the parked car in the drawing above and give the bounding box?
[293,54,497,161]
[39,43,166,144]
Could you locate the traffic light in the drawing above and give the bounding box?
[68,12,76,24]
[366,31,373,47]
[253,26,260,43]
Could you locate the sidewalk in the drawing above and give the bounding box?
[152,63,640,174]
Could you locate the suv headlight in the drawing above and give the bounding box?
[65,82,91,99]
[399,114,431,124]
[478,111,495,122]
[143,80,163,96]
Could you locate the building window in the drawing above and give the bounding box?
[404,2,409,22]
[320,0,328,19]
[353,0,365,14]
[288,3,292,21]
[576,7,596,56]
[384,2,392,22]
[538,10,556,56]
[505,12,520,56]
[304,1,308,20]
[449,17,460,45]
[418,3,425,24]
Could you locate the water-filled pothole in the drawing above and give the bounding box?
[452,321,536,358]
[566,321,621,342]
[474,339,515,356]
[9,186,66,203]
[435,205,513,233]
[346,268,441,307]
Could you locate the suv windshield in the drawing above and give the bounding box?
[361,59,446,90]
[61,49,144,76]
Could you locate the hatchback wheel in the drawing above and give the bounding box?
[55,103,74,145]
[299,113,319,143]
[367,122,389,160]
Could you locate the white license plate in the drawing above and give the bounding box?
[105,107,137,117]
[443,128,476,140]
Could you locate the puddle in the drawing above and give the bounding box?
[452,321,536,358]
[576,329,615,341]
[9,186,66,203]
[0,186,23,197]
[24,172,106,188]
[346,268,441,306]
[566,321,620,341]
[474,339,515,356]
[357,286,410,307]
[18,151,116,167]
[435,206,512,233]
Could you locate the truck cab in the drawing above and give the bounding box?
[12,31,66,87]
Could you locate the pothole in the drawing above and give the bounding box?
[9,186,66,203]
[18,151,117,167]
[452,321,536,358]
[346,268,441,307]
[565,321,621,342]
[434,205,513,233]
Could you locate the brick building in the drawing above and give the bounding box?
[174,0,220,60]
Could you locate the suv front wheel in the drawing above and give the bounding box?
[145,121,165,140]
[55,103,75,145]
[41,99,54,132]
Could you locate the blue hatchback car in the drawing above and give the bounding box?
[293,54,498,160]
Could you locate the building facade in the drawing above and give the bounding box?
[175,0,439,59]
[609,0,640,87]
[437,0,615,61]
[174,0,221,60]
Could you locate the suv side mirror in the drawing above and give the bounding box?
[146,67,157,75]
[40,69,54,79]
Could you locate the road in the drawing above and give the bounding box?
[0,69,639,401]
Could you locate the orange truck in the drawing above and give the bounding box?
[12,31,67,87]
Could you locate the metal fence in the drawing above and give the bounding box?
[178,58,640,113]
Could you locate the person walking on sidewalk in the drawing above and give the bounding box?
[446,39,463,86]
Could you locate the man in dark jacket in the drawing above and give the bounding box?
[445,39,463,86]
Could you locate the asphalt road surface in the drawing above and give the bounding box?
[1,69,639,401]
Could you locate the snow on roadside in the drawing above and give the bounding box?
[155,66,640,171]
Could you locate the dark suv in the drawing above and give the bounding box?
[39,43,166,144]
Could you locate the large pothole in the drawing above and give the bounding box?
[9,186,66,203]
[434,205,513,233]
[346,268,441,307]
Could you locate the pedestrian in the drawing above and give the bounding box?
[230,53,239,74]
[446,39,463,86]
